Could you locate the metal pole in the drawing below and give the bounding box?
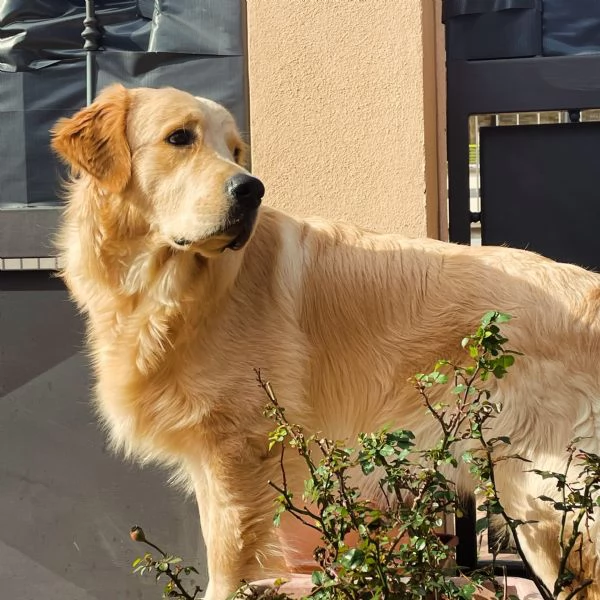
[82,1,100,106]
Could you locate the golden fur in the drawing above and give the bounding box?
[52,85,600,599]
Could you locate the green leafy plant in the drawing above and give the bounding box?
[234,312,519,599]
[130,525,201,599]
[130,312,600,600]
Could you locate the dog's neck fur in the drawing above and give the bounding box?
[58,178,242,376]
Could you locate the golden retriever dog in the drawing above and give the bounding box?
[51,85,600,599]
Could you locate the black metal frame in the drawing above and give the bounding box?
[447,53,600,246]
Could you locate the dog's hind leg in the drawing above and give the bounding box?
[494,460,600,599]
[515,515,599,600]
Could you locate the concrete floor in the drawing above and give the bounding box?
[0,274,208,599]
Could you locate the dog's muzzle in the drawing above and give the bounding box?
[169,174,265,252]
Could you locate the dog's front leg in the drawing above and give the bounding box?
[190,451,285,600]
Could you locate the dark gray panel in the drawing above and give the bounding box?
[149,0,243,55]
[96,52,248,130]
[0,0,242,72]
[0,272,207,598]
[0,209,61,258]
[21,59,87,109]
[443,0,541,61]
[0,61,86,210]
[543,0,600,56]
[0,1,150,71]
[0,271,82,396]
[480,122,600,271]
[0,110,28,206]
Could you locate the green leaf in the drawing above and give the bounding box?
[158,562,169,572]
[481,311,497,326]
[488,500,504,515]
[538,495,555,503]
[132,557,142,568]
[339,548,365,570]
[379,444,394,457]
[488,436,511,446]
[475,516,489,534]
[502,354,515,367]
[511,519,539,527]
[360,461,375,475]
[431,371,449,384]
[387,430,415,444]
[532,469,563,480]
[495,312,512,324]
[311,570,325,586]
[414,538,426,551]
[458,582,477,599]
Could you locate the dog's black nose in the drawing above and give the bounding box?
[225,173,265,209]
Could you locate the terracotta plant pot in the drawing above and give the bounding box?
[250,574,543,599]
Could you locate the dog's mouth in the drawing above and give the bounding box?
[223,219,254,252]
[220,207,260,252]
[170,210,258,254]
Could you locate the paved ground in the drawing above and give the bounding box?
[0,279,207,599]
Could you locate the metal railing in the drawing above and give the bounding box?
[83,0,100,106]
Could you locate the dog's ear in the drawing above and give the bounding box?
[51,84,132,193]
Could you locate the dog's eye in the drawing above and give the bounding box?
[166,129,195,146]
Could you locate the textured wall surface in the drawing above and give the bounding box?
[246,0,440,237]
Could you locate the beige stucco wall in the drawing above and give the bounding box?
[246,0,443,238]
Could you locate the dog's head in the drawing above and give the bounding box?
[51,85,264,256]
